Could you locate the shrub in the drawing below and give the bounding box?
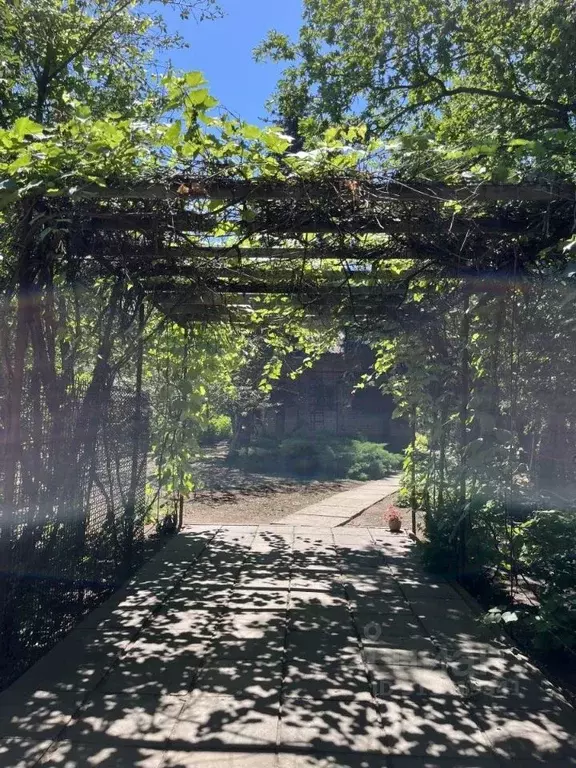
[228,434,403,480]
[226,437,280,473]
[422,503,576,655]
[524,590,576,652]
[420,498,507,578]
[198,413,233,444]
[520,510,576,588]
[279,437,322,476]
[516,510,576,652]
[346,440,403,480]
[281,435,402,479]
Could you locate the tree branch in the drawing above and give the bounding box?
[48,0,135,84]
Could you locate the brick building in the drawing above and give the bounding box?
[263,346,409,450]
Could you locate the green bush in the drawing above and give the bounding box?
[279,437,322,476]
[422,502,576,655]
[516,510,576,651]
[520,510,576,588]
[230,434,402,480]
[198,414,233,444]
[226,437,280,473]
[346,440,403,480]
[420,498,506,578]
[281,436,402,479]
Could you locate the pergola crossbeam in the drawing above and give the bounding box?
[105,247,423,264]
[81,212,530,236]
[64,174,573,325]
[71,179,575,203]
[146,282,404,297]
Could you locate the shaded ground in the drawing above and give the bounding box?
[2,525,574,766]
[185,480,361,526]
[191,442,284,491]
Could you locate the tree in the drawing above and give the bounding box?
[257,0,576,143]
[0,0,220,126]
[0,0,348,526]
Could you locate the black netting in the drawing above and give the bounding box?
[0,386,149,689]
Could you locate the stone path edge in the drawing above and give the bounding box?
[275,474,401,527]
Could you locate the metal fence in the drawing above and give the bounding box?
[0,386,149,689]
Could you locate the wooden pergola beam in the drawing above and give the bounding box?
[148,283,404,298]
[143,268,375,283]
[158,300,407,324]
[82,212,528,235]
[110,246,421,264]
[269,217,527,235]
[72,179,575,203]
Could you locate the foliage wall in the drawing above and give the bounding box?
[258,0,576,658]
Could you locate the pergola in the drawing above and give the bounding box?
[47,177,575,324]
[2,175,574,683]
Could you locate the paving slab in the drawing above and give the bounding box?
[0,737,53,768]
[0,690,83,741]
[0,523,573,766]
[62,692,184,746]
[375,695,493,757]
[171,691,280,748]
[479,705,576,761]
[279,514,345,527]
[278,755,388,767]
[161,751,277,767]
[276,476,401,526]
[387,759,500,768]
[38,741,164,767]
[278,696,382,753]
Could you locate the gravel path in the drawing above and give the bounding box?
[182,442,361,526]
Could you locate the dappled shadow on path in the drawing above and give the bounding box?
[0,524,574,767]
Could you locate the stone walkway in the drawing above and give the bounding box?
[276,476,401,526]
[0,524,575,767]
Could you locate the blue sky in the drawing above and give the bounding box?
[157,0,303,125]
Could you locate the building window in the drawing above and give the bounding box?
[312,383,337,411]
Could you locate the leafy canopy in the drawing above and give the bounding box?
[257,0,576,144]
[0,0,220,126]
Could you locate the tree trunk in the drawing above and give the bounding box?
[410,406,417,534]
[437,403,449,510]
[124,299,146,571]
[457,291,471,578]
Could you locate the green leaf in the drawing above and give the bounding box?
[164,120,182,147]
[8,153,32,173]
[241,124,264,141]
[509,138,538,149]
[186,89,218,109]
[184,71,207,88]
[12,117,44,139]
[262,131,292,153]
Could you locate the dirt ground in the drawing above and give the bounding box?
[344,491,425,533]
[183,479,360,526]
[182,443,360,525]
[183,442,415,526]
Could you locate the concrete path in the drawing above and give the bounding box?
[276,475,400,526]
[0,524,574,767]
